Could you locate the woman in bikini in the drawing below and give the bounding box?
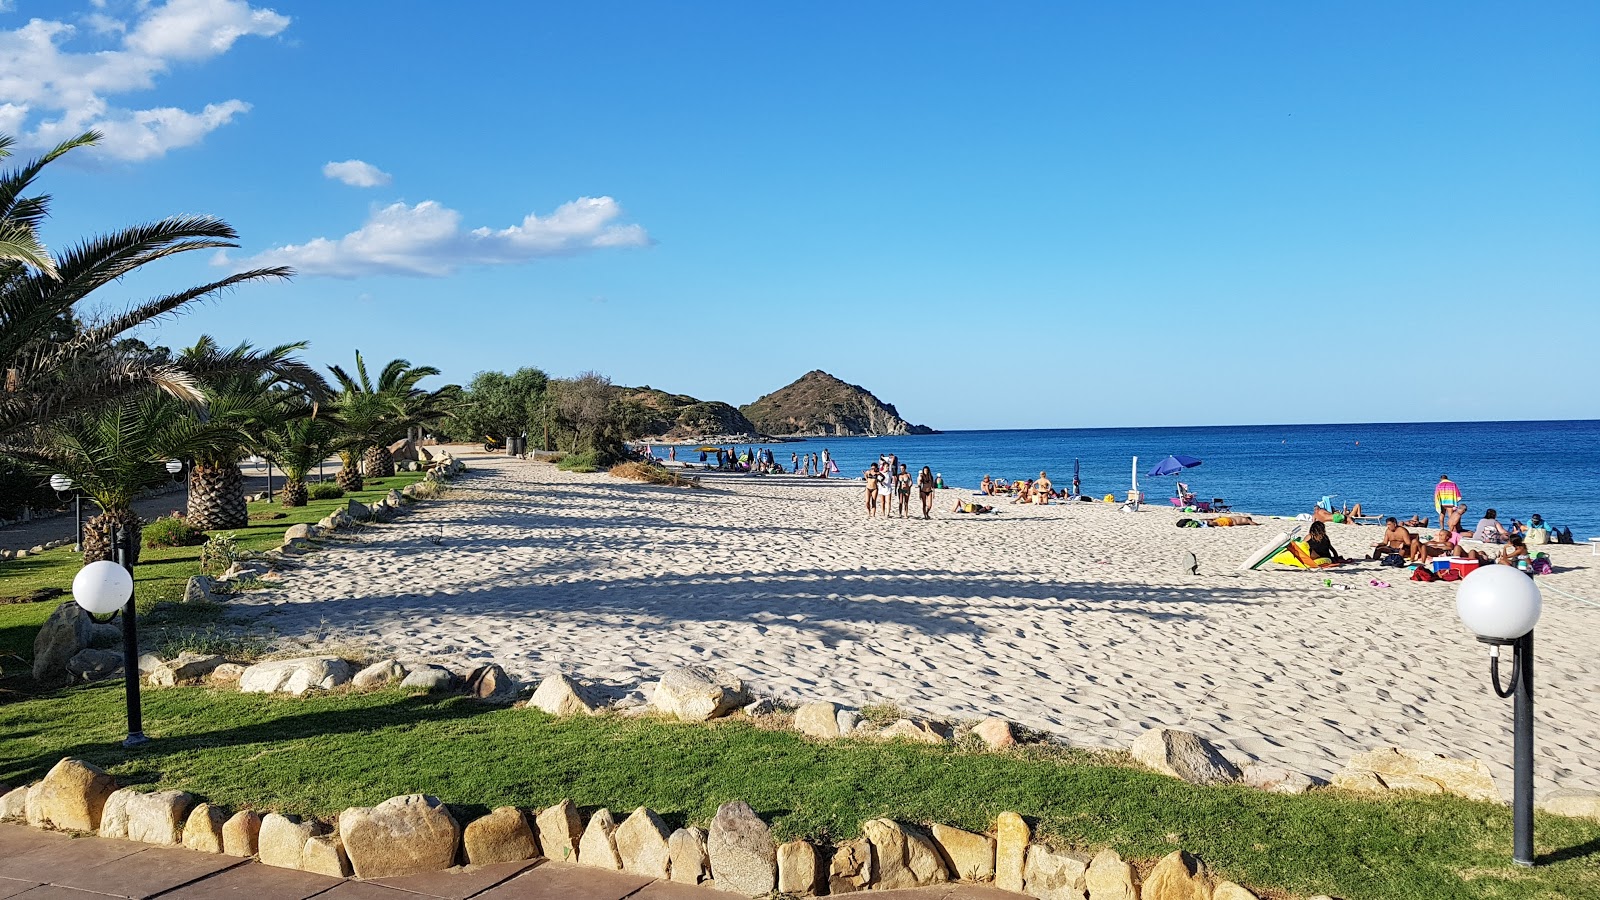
[863,464,880,517]
[896,464,913,518]
[918,466,936,519]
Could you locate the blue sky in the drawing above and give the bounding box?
[11,2,1598,429]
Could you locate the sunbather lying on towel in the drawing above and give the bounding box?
[1204,515,1257,526]
[953,500,995,514]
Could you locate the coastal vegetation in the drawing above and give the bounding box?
[1,686,1595,900]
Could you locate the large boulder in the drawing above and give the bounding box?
[793,701,841,739]
[879,718,950,744]
[464,664,518,702]
[239,656,353,696]
[1339,747,1500,803]
[929,823,995,883]
[535,800,582,863]
[0,784,30,821]
[1023,844,1088,900]
[400,664,456,692]
[463,807,539,866]
[707,800,776,895]
[777,839,822,896]
[347,499,372,521]
[861,818,948,889]
[577,808,622,870]
[32,602,93,685]
[972,717,1018,750]
[615,807,671,879]
[994,811,1030,893]
[183,803,228,853]
[184,576,220,604]
[1130,728,1241,786]
[1214,883,1261,900]
[34,757,117,832]
[352,659,406,689]
[1140,850,1210,900]
[222,810,263,857]
[339,794,461,879]
[67,648,124,682]
[148,651,225,686]
[653,665,749,721]
[827,838,874,894]
[668,827,710,885]
[124,790,195,845]
[1540,791,1600,821]
[528,674,600,716]
[302,834,351,877]
[1240,764,1314,796]
[283,524,312,542]
[258,814,314,870]
[1085,848,1137,900]
[98,788,135,839]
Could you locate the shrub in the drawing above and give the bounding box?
[557,451,599,473]
[408,480,442,500]
[142,513,206,548]
[309,482,345,500]
[199,533,242,576]
[609,461,699,488]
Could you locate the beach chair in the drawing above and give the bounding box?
[1169,496,1212,512]
[1211,497,1231,512]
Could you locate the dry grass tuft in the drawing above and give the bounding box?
[609,461,700,488]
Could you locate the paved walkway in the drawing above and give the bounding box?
[0,824,1010,900]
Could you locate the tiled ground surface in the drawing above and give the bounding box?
[0,825,1012,900]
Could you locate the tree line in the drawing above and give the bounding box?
[0,132,665,564]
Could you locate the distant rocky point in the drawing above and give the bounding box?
[739,370,935,437]
[615,386,761,442]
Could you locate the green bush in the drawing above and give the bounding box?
[142,514,206,549]
[198,533,242,576]
[557,451,599,473]
[309,482,345,500]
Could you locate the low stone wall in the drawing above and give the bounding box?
[0,758,1295,899]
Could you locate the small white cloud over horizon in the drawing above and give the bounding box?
[0,0,289,160]
[221,196,652,278]
[323,159,392,187]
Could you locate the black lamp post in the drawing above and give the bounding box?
[1456,565,1543,866]
[70,526,147,748]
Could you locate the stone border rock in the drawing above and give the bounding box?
[0,755,1295,900]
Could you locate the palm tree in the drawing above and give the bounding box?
[37,390,241,562]
[0,131,292,449]
[258,404,342,507]
[328,352,450,488]
[177,337,328,529]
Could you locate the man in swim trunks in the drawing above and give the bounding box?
[1371,518,1423,561]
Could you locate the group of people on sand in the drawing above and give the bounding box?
[863,453,938,519]
[696,446,837,477]
[979,470,1080,504]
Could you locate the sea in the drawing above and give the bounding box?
[717,420,1600,538]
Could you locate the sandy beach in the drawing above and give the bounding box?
[233,449,1600,798]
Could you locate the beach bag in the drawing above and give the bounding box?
[1557,527,1574,544]
[1380,553,1405,568]
[1526,528,1549,546]
[1439,567,1462,582]
[1532,555,1553,575]
[1175,518,1193,528]
[1410,566,1438,582]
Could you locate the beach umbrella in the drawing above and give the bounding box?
[694,446,720,453]
[1148,455,1202,477]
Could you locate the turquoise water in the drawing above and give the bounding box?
[732,420,1600,537]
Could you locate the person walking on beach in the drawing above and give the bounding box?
[918,466,936,519]
[1434,475,1462,531]
[821,448,831,478]
[896,464,913,518]
[791,451,799,474]
[878,464,894,517]
[864,463,880,517]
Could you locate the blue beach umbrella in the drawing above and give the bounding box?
[1148,455,1202,477]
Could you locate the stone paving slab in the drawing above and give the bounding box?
[53,847,246,900]
[154,864,341,900]
[468,866,651,900]
[368,861,537,900]
[0,879,44,900]
[10,887,120,900]
[0,834,145,882]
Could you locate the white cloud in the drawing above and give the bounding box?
[322,159,392,188]
[0,0,288,160]
[223,196,653,278]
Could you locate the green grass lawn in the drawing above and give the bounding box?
[0,473,424,687]
[0,686,1596,900]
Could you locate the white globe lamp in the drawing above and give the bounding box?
[72,559,134,616]
[1456,564,1542,643]
[165,459,183,475]
[49,473,74,492]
